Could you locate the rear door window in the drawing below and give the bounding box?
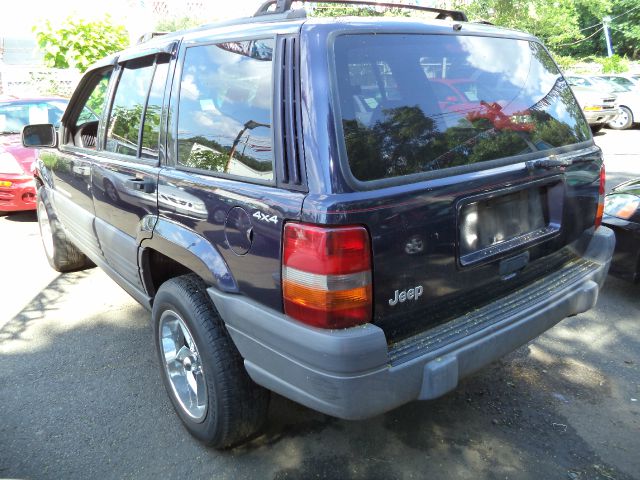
[334,34,591,182]
[106,57,155,157]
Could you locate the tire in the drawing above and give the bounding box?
[37,186,93,272]
[590,124,603,133]
[608,106,633,130]
[152,274,270,448]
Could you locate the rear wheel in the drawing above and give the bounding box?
[608,106,633,130]
[37,186,93,272]
[153,274,270,448]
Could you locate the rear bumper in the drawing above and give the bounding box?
[0,176,37,212]
[208,227,615,420]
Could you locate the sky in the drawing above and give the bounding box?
[0,0,264,39]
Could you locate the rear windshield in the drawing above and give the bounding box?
[334,34,591,182]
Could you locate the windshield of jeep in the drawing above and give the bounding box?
[334,34,591,182]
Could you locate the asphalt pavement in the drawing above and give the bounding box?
[0,128,638,480]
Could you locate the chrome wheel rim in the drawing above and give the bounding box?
[611,109,630,129]
[159,310,208,421]
[38,201,54,259]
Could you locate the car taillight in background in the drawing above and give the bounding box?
[595,164,605,229]
[0,152,24,175]
[282,222,372,329]
[604,193,640,220]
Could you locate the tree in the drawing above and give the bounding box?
[610,0,640,59]
[34,16,129,73]
[154,16,201,32]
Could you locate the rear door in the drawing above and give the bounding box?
[326,31,601,342]
[92,50,174,289]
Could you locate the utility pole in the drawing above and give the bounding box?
[603,16,614,57]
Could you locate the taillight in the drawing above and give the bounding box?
[595,164,605,229]
[282,222,372,329]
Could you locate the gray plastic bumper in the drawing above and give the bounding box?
[207,227,615,420]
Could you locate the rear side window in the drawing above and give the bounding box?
[176,39,274,181]
[334,34,591,182]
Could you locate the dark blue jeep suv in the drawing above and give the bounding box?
[23,0,615,448]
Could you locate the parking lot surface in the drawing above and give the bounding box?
[1,129,639,480]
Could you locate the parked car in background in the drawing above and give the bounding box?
[603,179,640,283]
[592,75,640,130]
[566,75,639,130]
[0,96,68,215]
[596,74,640,93]
[568,85,618,132]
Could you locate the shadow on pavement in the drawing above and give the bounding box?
[2,210,37,223]
[0,271,637,480]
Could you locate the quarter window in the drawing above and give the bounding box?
[177,39,274,181]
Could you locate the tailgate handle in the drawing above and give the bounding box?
[526,158,571,170]
[526,156,591,171]
[499,251,529,278]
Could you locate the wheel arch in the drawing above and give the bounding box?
[139,218,238,298]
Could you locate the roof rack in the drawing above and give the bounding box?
[254,0,468,22]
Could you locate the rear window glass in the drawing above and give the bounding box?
[334,34,590,182]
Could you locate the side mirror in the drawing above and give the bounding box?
[22,124,57,148]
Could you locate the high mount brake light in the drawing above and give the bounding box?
[282,222,372,329]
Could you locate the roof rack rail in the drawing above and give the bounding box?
[254,0,468,22]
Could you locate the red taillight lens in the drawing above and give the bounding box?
[282,223,372,329]
[595,164,605,229]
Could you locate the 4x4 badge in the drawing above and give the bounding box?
[388,285,424,306]
[253,211,278,224]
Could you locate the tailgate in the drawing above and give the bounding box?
[313,30,602,342]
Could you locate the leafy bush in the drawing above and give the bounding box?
[595,55,629,73]
[155,16,202,32]
[34,16,129,73]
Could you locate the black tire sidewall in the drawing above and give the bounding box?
[152,281,227,445]
[36,186,61,270]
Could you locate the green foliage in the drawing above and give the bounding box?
[553,55,579,72]
[610,0,640,59]
[154,16,201,32]
[459,0,639,60]
[311,3,410,17]
[595,54,629,73]
[34,16,129,72]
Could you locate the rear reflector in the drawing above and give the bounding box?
[595,164,605,229]
[282,223,372,329]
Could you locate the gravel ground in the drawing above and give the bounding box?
[0,128,638,480]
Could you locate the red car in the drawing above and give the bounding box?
[0,96,68,215]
